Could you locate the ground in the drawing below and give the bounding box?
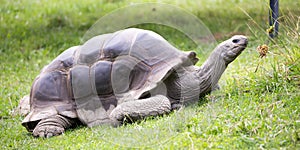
[0,0,299,149]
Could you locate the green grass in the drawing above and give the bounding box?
[1,0,300,149]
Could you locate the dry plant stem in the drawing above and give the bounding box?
[254,58,262,73]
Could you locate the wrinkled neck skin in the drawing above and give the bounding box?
[196,44,239,96]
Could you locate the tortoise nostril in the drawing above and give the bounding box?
[232,39,240,43]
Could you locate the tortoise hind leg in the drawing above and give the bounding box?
[109,95,171,123]
[33,115,78,138]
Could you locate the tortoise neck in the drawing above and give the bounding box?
[196,50,227,95]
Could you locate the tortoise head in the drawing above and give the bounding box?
[195,35,248,95]
[217,35,248,65]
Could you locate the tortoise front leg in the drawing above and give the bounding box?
[33,115,77,138]
[110,95,171,123]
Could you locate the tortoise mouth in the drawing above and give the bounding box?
[238,43,248,48]
[232,44,247,51]
[234,40,248,49]
[229,44,247,57]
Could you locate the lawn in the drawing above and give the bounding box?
[1,0,299,149]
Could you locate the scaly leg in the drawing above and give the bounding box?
[110,95,171,123]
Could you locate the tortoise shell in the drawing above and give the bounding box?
[22,28,198,130]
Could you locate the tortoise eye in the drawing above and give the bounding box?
[232,39,240,43]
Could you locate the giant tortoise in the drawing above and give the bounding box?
[20,28,248,138]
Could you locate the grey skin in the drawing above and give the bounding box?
[19,29,247,138]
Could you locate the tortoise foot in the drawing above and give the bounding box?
[32,115,75,138]
[33,124,64,138]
